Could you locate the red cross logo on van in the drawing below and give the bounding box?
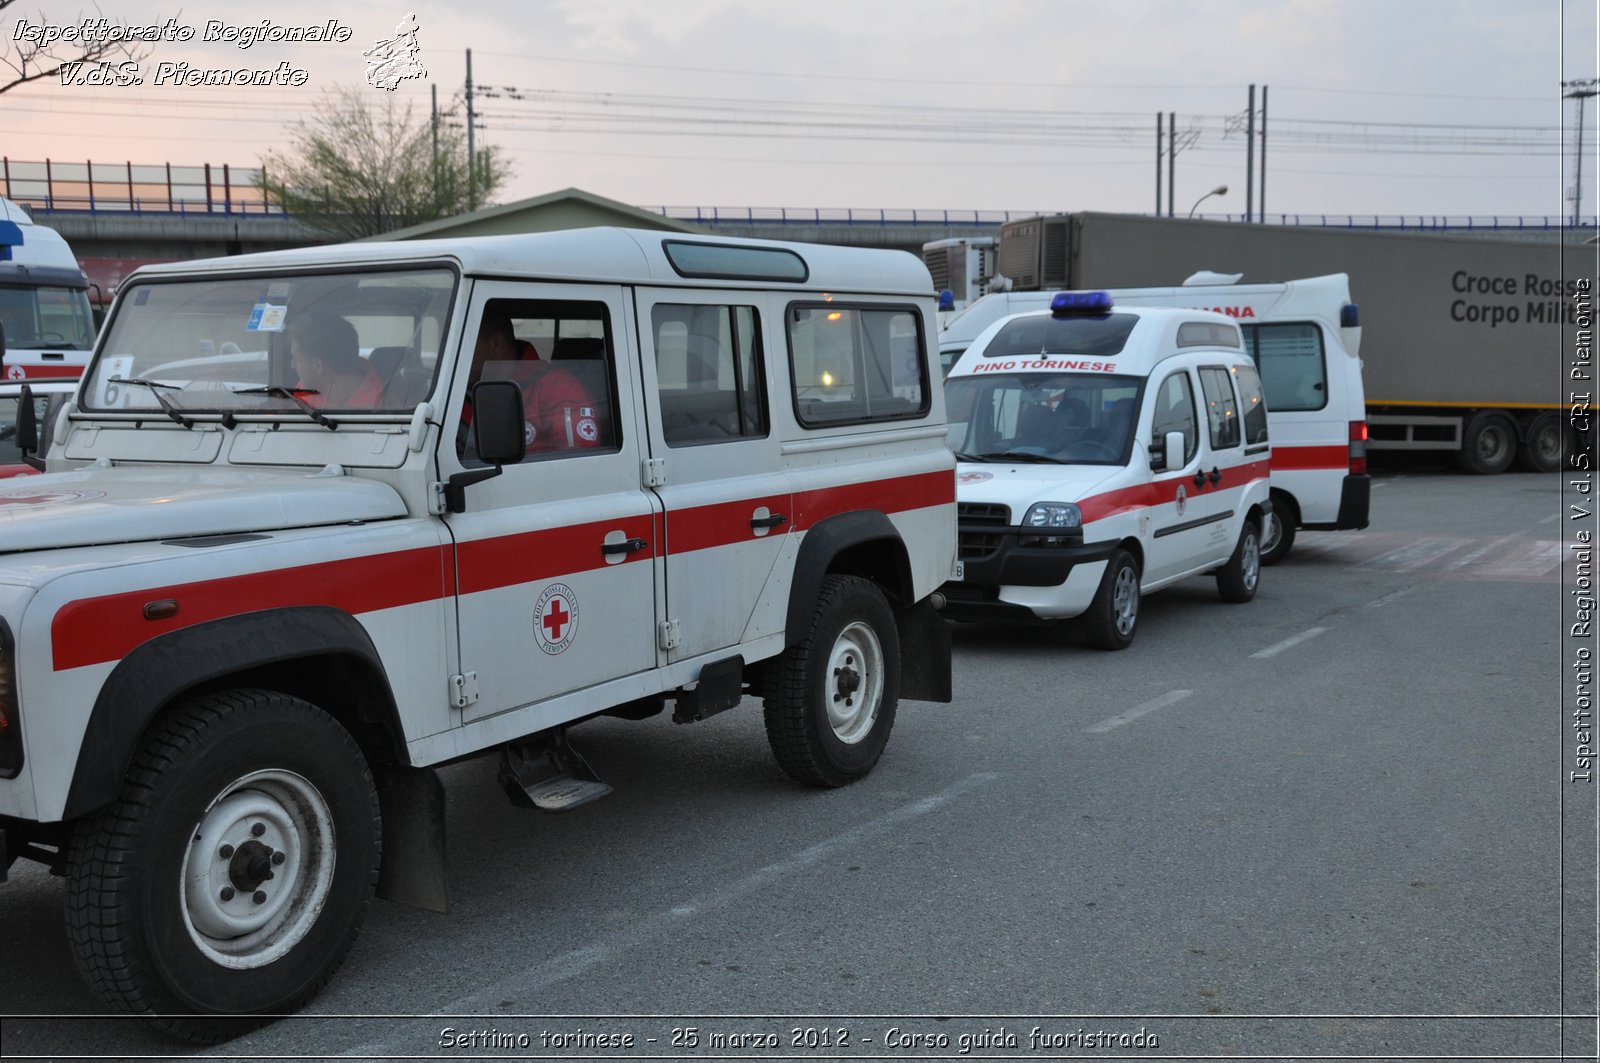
[534,583,578,654]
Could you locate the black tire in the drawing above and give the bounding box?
[1515,410,1563,473]
[1082,549,1139,651]
[1457,411,1517,475]
[763,575,899,787]
[64,690,381,1043]
[1259,493,1297,566]
[1216,517,1262,603]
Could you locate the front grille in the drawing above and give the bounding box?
[957,502,1010,561]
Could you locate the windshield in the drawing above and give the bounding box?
[82,267,456,415]
[0,284,96,350]
[945,372,1144,465]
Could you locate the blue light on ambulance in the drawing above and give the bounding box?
[1050,291,1114,316]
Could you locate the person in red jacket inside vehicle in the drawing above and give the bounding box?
[288,312,384,409]
[464,310,602,456]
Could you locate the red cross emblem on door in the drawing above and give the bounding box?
[534,582,579,654]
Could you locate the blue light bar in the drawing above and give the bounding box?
[1340,303,1361,328]
[1050,290,1114,316]
[938,289,956,311]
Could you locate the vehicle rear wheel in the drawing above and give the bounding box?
[64,689,381,1043]
[763,575,900,787]
[1082,549,1139,651]
[1515,410,1563,473]
[1259,496,1297,566]
[1216,518,1261,603]
[1458,411,1517,475]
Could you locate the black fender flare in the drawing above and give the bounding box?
[785,510,912,645]
[63,606,404,820]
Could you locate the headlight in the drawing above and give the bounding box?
[1022,502,1082,529]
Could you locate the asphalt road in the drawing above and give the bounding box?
[1,464,1592,1061]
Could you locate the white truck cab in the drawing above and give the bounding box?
[0,197,96,382]
[0,228,955,1039]
[941,291,1272,649]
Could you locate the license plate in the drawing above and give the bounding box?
[952,560,965,581]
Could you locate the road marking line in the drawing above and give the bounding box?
[331,771,1000,1054]
[1447,536,1516,569]
[1085,689,1192,733]
[1365,588,1413,609]
[1539,512,1562,525]
[1251,626,1329,659]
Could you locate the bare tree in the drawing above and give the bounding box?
[259,86,509,240]
[0,1,153,95]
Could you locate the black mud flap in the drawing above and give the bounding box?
[673,655,745,723]
[897,596,952,703]
[372,763,448,913]
[499,730,613,813]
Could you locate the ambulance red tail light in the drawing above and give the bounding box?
[1349,420,1368,476]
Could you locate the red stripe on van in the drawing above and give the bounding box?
[1269,445,1349,471]
[1078,459,1271,523]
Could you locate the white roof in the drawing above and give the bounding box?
[129,227,935,297]
[947,304,1246,379]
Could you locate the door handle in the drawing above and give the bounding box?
[602,536,649,556]
[1207,467,1222,486]
[1193,471,1207,489]
[750,512,788,530]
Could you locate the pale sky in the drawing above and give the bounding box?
[2,0,1597,221]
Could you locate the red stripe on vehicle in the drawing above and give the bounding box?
[454,515,656,595]
[51,545,453,671]
[1270,445,1349,471]
[792,470,954,532]
[665,494,792,555]
[1078,459,1271,524]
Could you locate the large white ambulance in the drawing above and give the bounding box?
[941,291,1272,649]
[0,197,96,381]
[940,273,1370,563]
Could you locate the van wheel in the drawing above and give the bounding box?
[1216,518,1261,603]
[1515,411,1563,473]
[64,690,381,1043]
[763,575,899,787]
[1083,550,1139,651]
[1259,497,1296,566]
[1458,411,1517,475]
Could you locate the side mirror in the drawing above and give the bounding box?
[1152,429,1185,472]
[0,319,7,359]
[15,383,44,471]
[444,379,527,513]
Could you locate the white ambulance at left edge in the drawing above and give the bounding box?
[940,291,1272,649]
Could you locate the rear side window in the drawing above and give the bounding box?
[1244,322,1327,412]
[1232,363,1269,446]
[787,304,928,426]
[1198,366,1241,450]
[651,303,768,446]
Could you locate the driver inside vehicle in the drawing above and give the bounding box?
[288,313,383,409]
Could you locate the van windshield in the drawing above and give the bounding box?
[0,284,96,350]
[946,372,1144,466]
[82,267,456,416]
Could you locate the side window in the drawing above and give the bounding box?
[1151,370,1199,467]
[1233,363,1270,446]
[1198,367,1242,450]
[652,303,767,446]
[787,303,927,426]
[1244,322,1327,412]
[466,297,619,464]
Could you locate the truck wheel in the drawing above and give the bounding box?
[64,690,381,1043]
[763,575,899,787]
[1515,411,1563,473]
[1458,411,1517,475]
[1082,549,1139,651]
[1216,518,1261,603]
[1259,496,1297,566]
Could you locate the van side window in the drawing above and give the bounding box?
[787,304,927,426]
[1232,363,1270,446]
[466,298,619,464]
[651,304,768,445]
[1151,370,1199,467]
[1243,322,1327,412]
[1198,367,1242,450]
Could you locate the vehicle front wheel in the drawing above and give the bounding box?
[1216,518,1262,603]
[1082,549,1140,651]
[64,690,381,1043]
[763,575,900,787]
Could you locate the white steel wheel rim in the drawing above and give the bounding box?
[825,620,885,745]
[1260,512,1282,554]
[1111,565,1139,636]
[180,769,336,970]
[1242,529,1261,591]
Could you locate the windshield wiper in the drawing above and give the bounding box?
[115,377,194,430]
[232,385,339,431]
[978,451,1071,464]
[953,451,990,464]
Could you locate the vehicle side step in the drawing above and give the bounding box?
[498,731,612,813]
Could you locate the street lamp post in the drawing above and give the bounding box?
[1188,184,1229,218]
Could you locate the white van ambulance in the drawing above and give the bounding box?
[0,227,955,1039]
[0,197,96,381]
[940,274,1369,563]
[941,291,1271,649]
